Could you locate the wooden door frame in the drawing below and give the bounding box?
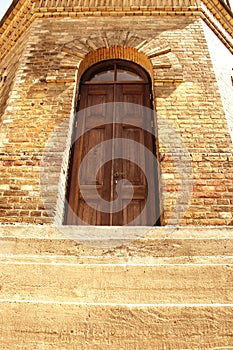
[64,59,161,226]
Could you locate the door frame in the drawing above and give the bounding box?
[64,59,161,226]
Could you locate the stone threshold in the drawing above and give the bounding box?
[1,224,233,239]
[0,225,232,261]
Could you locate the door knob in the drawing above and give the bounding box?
[114,171,125,178]
[113,171,125,184]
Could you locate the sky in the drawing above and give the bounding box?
[0,0,12,20]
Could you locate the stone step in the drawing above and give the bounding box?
[0,262,233,304]
[0,226,233,263]
[0,226,233,348]
[1,253,233,264]
[0,301,233,349]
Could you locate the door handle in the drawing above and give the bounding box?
[113,172,125,184]
[114,171,125,178]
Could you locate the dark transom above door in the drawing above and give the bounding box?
[65,60,160,226]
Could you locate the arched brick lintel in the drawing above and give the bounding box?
[77,46,154,87]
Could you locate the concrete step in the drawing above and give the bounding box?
[0,225,233,349]
[0,301,233,349]
[0,226,233,263]
[0,262,233,304]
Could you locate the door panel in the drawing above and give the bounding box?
[124,200,145,225]
[112,84,154,225]
[66,85,113,225]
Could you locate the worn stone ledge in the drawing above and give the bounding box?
[1,224,233,239]
[0,262,233,304]
[0,225,232,348]
[0,302,233,349]
[0,225,232,257]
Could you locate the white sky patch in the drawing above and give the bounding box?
[0,0,12,20]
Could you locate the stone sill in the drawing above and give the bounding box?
[0,224,232,263]
[0,224,233,239]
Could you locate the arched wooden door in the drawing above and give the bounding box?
[65,60,160,226]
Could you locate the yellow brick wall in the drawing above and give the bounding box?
[202,21,233,142]
[0,15,232,225]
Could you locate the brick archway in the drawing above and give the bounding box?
[57,31,183,86]
[77,46,154,84]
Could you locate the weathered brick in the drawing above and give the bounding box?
[0,2,232,227]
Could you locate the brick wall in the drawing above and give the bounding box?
[155,18,233,225]
[0,15,232,225]
[0,29,31,120]
[202,21,233,142]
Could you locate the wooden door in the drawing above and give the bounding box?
[112,84,156,225]
[66,84,114,225]
[65,61,159,226]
